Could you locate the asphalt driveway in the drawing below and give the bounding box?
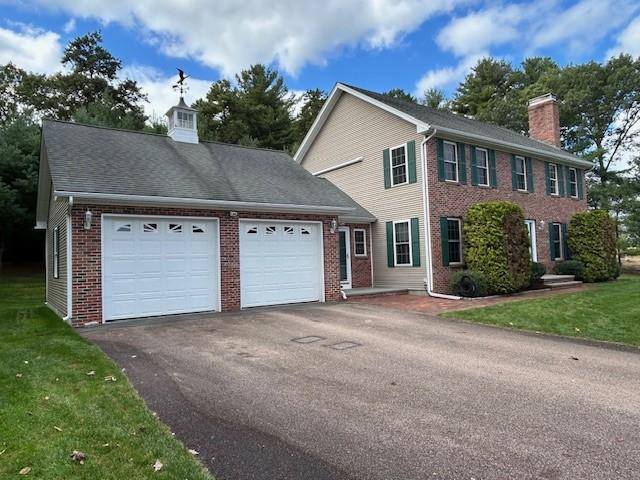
[82,303,640,480]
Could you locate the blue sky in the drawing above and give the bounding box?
[1,0,639,117]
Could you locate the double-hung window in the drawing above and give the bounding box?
[390,145,408,186]
[53,226,60,279]
[475,148,489,186]
[568,168,578,198]
[514,155,527,191]
[177,111,194,129]
[354,228,367,257]
[446,218,462,264]
[549,163,559,195]
[393,221,412,266]
[443,141,458,182]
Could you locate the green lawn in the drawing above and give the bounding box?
[442,275,640,346]
[0,274,213,479]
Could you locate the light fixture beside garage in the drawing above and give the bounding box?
[330,218,338,234]
[83,209,93,230]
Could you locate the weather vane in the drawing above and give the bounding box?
[172,68,190,97]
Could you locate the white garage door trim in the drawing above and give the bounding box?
[101,214,221,322]
[239,219,325,308]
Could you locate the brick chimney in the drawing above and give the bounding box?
[528,93,560,147]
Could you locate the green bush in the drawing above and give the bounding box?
[568,210,618,282]
[554,260,585,279]
[529,261,546,283]
[463,201,531,294]
[450,270,489,297]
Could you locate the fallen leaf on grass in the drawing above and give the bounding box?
[131,355,137,358]
[44,396,49,401]
[70,450,86,464]
[86,371,95,376]
[104,375,117,382]
[19,466,31,475]
[16,373,22,378]
[102,443,110,447]
[0,449,6,456]
[54,426,63,432]
[24,361,29,365]
[188,449,199,455]
[575,327,581,332]
[153,459,163,472]
[569,356,579,361]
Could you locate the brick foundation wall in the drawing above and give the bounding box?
[70,204,340,326]
[426,138,588,294]
[347,224,373,288]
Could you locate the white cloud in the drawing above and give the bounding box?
[414,52,486,95]
[121,65,212,121]
[607,16,640,58]
[0,25,62,73]
[36,0,466,77]
[63,18,76,33]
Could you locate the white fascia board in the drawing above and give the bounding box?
[339,215,377,224]
[53,191,355,215]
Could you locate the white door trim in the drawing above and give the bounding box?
[101,214,221,323]
[339,226,352,289]
[525,219,538,262]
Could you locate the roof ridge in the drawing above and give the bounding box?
[200,138,291,154]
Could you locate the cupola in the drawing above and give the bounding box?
[165,97,198,144]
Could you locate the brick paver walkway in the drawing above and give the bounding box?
[347,285,588,315]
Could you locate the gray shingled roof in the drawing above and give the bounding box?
[344,84,585,164]
[42,119,374,220]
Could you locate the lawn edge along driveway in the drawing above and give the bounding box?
[441,274,640,348]
[0,275,213,480]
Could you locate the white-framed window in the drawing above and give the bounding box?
[393,221,412,266]
[446,218,463,265]
[515,155,527,191]
[551,223,563,260]
[390,144,408,186]
[549,163,559,195]
[443,141,459,182]
[177,111,194,129]
[568,168,578,198]
[53,226,60,279]
[475,147,489,186]
[353,228,367,257]
[525,219,537,262]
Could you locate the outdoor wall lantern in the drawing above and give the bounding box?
[330,218,338,234]
[84,209,93,230]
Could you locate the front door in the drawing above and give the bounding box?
[339,227,352,289]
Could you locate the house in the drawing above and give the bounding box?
[35,97,375,326]
[295,83,591,295]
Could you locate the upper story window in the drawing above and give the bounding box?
[177,111,194,129]
[393,221,412,266]
[549,163,559,195]
[390,144,408,186]
[514,155,527,191]
[568,168,578,198]
[443,141,459,182]
[354,228,367,256]
[475,148,489,186]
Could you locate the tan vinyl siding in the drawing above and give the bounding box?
[302,93,426,290]
[46,190,68,317]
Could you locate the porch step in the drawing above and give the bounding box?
[542,274,576,285]
[342,287,408,299]
[546,280,583,289]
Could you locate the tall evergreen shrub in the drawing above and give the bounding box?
[568,210,618,282]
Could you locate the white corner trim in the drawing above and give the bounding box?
[312,157,363,176]
[66,212,72,320]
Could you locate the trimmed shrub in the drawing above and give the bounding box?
[568,210,618,282]
[463,201,531,294]
[554,260,585,279]
[450,271,489,298]
[530,261,546,283]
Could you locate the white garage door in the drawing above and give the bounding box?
[240,220,323,308]
[102,216,219,321]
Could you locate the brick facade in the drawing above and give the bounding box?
[426,138,587,294]
[70,204,341,326]
[346,224,373,288]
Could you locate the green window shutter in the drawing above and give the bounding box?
[407,140,417,184]
[383,148,391,189]
[440,217,450,266]
[436,138,445,181]
[544,162,551,195]
[489,150,497,187]
[564,166,571,197]
[470,147,478,186]
[526,157,534,192]
[457,143,467,184]
[562,223,570,259]
[549,224,557,260]
[558,165,566,196]
[511,155,518,191]
[577,170,584,199]
[410,217,420,267]
[386,221,394,267]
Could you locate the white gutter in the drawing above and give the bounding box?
[53,191,354,215]
[420,129,462,301]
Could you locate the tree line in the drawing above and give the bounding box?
[1,31,639,266]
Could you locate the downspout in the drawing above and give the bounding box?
[420,130,462,300]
